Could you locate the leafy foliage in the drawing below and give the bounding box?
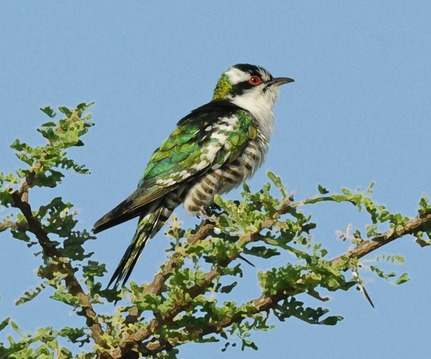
[0,104,429,358]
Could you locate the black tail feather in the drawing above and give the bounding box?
[93,197,145,234]
[108,204,174,289]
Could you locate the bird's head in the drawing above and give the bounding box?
[212,64,294,110]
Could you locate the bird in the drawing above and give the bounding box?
[93,64,294,289]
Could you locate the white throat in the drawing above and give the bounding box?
[230,87,279,140]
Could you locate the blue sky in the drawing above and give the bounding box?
[1,1,430,358]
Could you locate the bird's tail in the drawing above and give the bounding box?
[108,204,173,289]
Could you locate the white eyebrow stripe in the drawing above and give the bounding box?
[225,67,250,84]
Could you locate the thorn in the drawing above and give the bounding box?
[358,284,375,308]
[238,254,255,267]
[352,269,375,308]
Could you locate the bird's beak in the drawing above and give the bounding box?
[266,77,295,86]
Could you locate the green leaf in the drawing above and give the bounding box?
[58,106,72,116]
[0,318,10,332]
[40,106,56,118]
[370,265,396,280]
[16,283,46,306]
[83,261,106,279]
[395,272,409,285]
[220,281,238,293]
[317,185,330,194]
[320,315,343,325]
[416,237,431,247]
[9,319,20,333]
[58,327,90,347]
[50,286,80,307]
[241,338,258,351]
[375,254,405,264]
[243,246,280,259]
[418,196,431,217]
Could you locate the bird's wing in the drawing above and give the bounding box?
[93,100,257,233]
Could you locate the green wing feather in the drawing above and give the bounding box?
[93,103,256,233]
[141,109,255,186]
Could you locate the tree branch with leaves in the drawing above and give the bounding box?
[0,104,430,358]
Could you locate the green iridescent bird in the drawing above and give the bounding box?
[93,64,294,288]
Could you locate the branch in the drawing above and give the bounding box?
[125,193,330,324]
[117,196,336,355]
[121,207,431,356]
[145,223,214,296]
[124,223,215,325]
[333,213,431,265]
[10,181,111,356]
[138,199,296,302]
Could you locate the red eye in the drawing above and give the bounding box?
[248,76,262,86]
